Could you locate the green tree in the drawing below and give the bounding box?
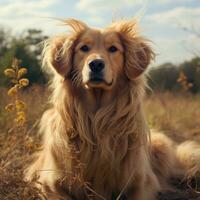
[0,28,48,86]
[148,63,179,92]
[148,57,200,93]
[180,57,200,93]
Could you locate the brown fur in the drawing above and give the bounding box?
[25,18,200,200]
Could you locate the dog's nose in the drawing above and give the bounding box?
[89,59,105,73]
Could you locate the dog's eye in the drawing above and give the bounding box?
[108,45,118,53]
[80,45,89,52]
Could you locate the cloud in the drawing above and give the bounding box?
[75,0,143,14]
[74,0,147,27]
[147,7,200,27]
[0,0,60,34]
[143,5,200,65]
[0,0,57,17]
[148,28,200,65]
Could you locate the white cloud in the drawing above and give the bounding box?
[75,0,147,27]
[149,29,200,65]
[0,0,60,34]
[0,0,57,17]
[147,7,200,28]
[75,0,143,14]
[142,5,200,65]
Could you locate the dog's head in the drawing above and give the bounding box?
[44,19,154,90]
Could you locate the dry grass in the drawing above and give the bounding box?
[0,85,47,200]
[145,92,200,200]
[0,87,200,200]
[145,92,200,143]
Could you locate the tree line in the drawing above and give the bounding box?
[148,58,200,93]
[0,28,47,86]
[0,28,199,93]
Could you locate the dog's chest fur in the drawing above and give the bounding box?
[56,114,142,200]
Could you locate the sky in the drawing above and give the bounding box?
[0,0,200,66]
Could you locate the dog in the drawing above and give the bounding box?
[25,18,200,200]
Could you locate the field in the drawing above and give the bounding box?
[0,86,200,200]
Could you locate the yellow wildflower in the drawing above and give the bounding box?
[4,69,15,78]
[177,71,187,83]
[15,100,26,110]
[177,71,193,91]
[17,111,25,117]
[5,104,15,112]
[15,111,26,125]
[4,58,29,128]
[15,84,23,89]
[15,115,26,125]
[19,78,29,87]
[7,86,18,96]
[18,68,27,78]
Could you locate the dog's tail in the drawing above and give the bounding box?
[151,130,200,186]
[176,140,200,178]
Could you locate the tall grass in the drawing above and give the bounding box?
[145,92,200,142]
[0,59,45,200]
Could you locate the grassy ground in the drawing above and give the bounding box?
[0,86,47,200]
[145,92,200,143]
[145,92,200,200]
[0,87,200,199]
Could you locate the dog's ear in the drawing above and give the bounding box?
[124,38,154,79]
[113,20,155,80]
[43,19,88,77]
[44,35,74,76]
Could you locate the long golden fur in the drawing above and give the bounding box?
[25,18,200,200]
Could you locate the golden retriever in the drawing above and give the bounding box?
[25,18,200,200]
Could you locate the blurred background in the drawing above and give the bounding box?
[0,1,200,199]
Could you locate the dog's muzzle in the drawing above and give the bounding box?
[85,59,113,89]
[88,59,105,84]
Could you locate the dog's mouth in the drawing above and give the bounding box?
[85,78,113,89]
[90,77,104,84]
